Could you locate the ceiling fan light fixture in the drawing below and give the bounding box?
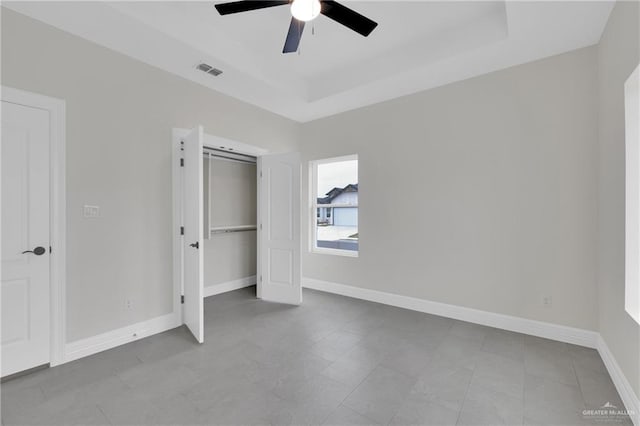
[290,0,321,22]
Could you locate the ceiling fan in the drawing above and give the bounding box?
[214,0,378,54]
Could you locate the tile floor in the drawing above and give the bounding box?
[1,287,632,426]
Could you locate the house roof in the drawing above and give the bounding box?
[317,184,358,204]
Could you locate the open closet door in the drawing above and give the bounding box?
[258,152,302,305]
[183,126,204,343]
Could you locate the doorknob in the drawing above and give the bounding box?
[22,246,47,256]
[189,242,199,249]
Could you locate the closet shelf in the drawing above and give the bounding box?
[210,225,257,234]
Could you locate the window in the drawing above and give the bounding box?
[626,64,640,325]
[310,155,358,256]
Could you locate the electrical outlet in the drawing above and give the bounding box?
[542,296,553,307]
[126,299,132,309]
[83,205,100,218]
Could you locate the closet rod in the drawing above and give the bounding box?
[204,146,256,159]
[210,225,257,234]
[203,153,256,166]
[203,146,257,163]
[210,229,256,234]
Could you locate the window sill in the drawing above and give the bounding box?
[311,247,359,258]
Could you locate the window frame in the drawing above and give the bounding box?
[625,64,640,325]
[309,154,359,257]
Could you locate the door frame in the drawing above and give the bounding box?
[171,128,267,315]
[1,86,66,368]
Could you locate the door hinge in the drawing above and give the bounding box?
[260,275,263,283]
[260,171,263,178]
[180,226,184,235]
[49,246,52,254]
[180,158,184,167]
[181,295,184,304]
[260,223,263,231]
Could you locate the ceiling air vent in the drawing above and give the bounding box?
[196,63,223,77]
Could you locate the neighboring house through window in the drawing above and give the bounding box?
[310,155,358,256]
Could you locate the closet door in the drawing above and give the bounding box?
[183,126,204,343]
[258,152,302,305]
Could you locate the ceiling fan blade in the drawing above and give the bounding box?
[215,1,289,15]
[320,1,377,37]
[283,18,305,54]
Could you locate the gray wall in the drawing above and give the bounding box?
[597,0,640,397]
[204,231,257,288]
[204,158,257,287]
[1,8,299,342]
[209,158,256,228]
[3,5,637,399]
[301,46,600,331]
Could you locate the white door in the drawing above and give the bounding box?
[182,126,204,343]
[1,101,51,376]
[258,152,301,305]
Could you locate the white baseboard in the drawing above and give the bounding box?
[204,275,256,298]
[51,275,639,426]
[302,278,598,348]
[61,275,256,364]
[64,312,180,363]
[303,278,640,423]
[597,335,640,426]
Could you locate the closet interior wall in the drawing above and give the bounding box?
[203,153,257,294]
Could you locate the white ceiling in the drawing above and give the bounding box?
[4,1,614,122]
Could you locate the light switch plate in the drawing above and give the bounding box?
[83,205,100,218]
